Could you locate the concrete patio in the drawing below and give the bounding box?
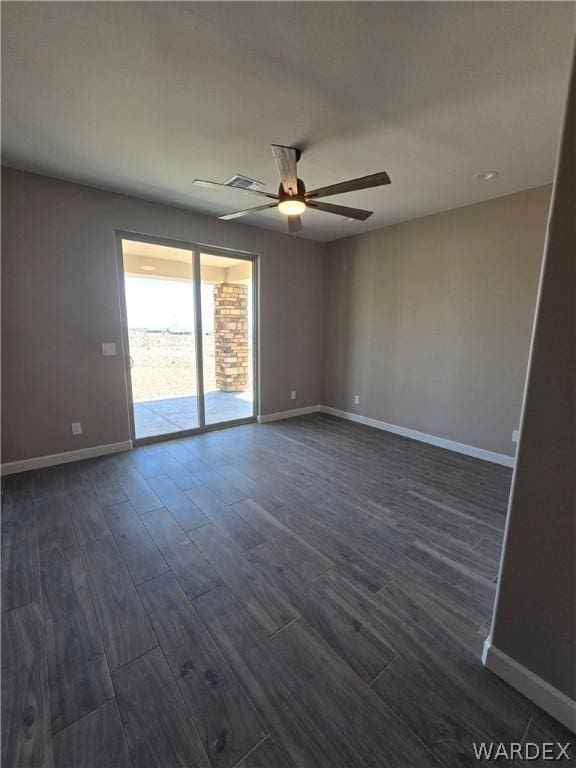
[133,390,254,438]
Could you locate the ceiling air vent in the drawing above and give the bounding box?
[224,174,264,191]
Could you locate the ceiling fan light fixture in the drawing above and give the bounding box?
[278,198,306,216]
[194,146,390,232]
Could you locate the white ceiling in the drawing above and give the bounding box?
[122,240,192,264]
[2,2,574,242]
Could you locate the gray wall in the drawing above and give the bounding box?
[1,168,325,463]
[323,185,552,457]
[490,55,575,700]
[1,169,552,465]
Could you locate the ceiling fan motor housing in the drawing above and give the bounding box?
[278,177,306,202]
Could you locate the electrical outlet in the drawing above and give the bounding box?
[290,391,297,400]
[512,429,519,443]
[353,395,360,405]
[71,422,82,436]
[101,342,117,356]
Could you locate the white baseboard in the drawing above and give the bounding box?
[1,441,133,476]
[1,408,514,473]
[319,406,515,467]
[257,405,321,424]
[256,404,514,467]
[483,639,576,733]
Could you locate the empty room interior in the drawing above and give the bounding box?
[1,3,575,767]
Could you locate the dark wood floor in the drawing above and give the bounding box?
[2,414,573,767]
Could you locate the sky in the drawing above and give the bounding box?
[125,276,214,332]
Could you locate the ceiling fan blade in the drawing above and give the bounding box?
[192,179,279,200]
[271,145,299,196]
[306,200,373,221]
[218,202,278,221]
[287,215,302,233]
[305,171,391,200]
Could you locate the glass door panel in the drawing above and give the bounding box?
[199,253,255,425]
[121,239,199,439]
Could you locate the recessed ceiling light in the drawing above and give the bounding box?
[473,171,499,182]
[141,265,156,271]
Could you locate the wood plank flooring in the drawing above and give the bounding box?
[2,414,573,767]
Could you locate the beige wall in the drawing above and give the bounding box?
[323,185,552,457]
[1,168,326,463]
[490,55,575,701]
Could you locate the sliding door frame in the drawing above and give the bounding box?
[114,229,259,446]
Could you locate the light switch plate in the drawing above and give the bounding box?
[102,342,117,356]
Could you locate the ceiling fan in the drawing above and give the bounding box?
[192,145,391,233]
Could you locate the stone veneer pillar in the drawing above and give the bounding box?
[214,283,249,392]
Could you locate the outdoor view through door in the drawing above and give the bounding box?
[200,253,254,425]
[121,238,255,440]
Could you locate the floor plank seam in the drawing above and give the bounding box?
[130,568,172,589]
[230,734,271,768]
[364,671,451,768]
[49,696,117,738]
[368,655,400,688]
[520,715,534,746]
[265,614,302,639]
[111,675,138,768]
[139,575,267,767]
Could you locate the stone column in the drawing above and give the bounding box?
[214,283,249,392]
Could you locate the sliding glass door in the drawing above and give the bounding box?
[199,251,255,425]
[119,236,256,442]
